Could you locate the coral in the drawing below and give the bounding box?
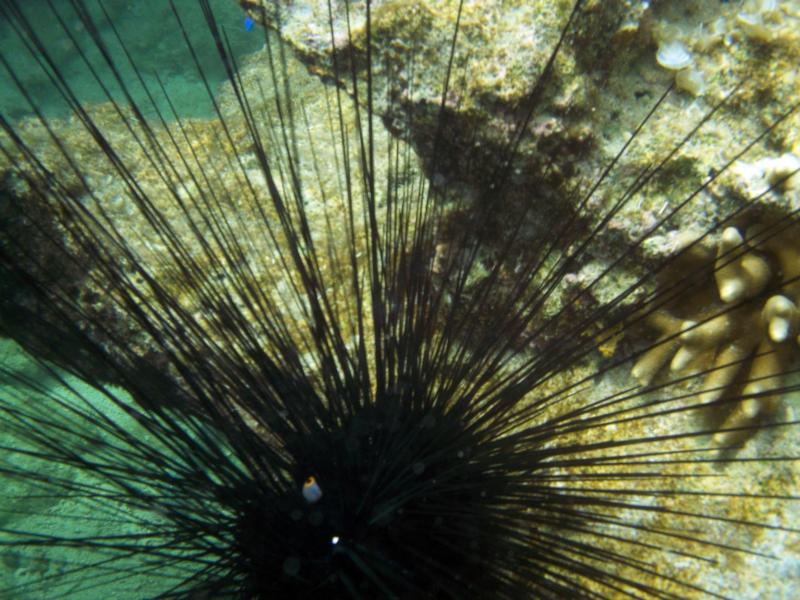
[631,221,800,446]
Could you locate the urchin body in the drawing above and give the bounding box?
[227,401,507,597]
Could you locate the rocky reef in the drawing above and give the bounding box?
[236,1,800,335]
[0,1,798,596]
[0,40,415,395]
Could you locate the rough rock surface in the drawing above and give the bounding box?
[239,0,800,269]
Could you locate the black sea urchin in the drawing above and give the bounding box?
[0,0,799,598]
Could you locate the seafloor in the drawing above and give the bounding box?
[1,0,799,598]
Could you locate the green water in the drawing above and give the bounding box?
[0,340,162,598]
[0,3,264,595]
[0,0,263,120]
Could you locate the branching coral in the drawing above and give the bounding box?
[632,220,800,447]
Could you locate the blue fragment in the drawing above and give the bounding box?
[244,16,255,32]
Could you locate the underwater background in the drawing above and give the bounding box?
[1,0,800,598]
[0,0,263,120]
[0,1,266,596]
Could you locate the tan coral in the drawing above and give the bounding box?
[631,221,800,447]
[762,294,799,342]
[715,226,771,302]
